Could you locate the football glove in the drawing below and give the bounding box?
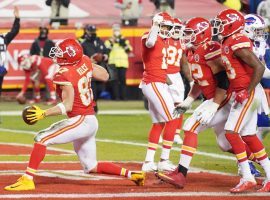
[26,105,46,123]
[173,96,194,118]
[196,101,219,125]
[152,14,163,24]
[235,89,249,104]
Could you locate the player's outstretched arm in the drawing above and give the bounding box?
[234,48,265,93]
[92,63,109,82]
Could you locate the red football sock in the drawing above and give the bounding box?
[147,123,165,151]
[163,118,179,148]
[26,143,46,176]
[96,162,129,177]
[244,142,257,162]
[242,135,268,161]
[225,133,247,163]
[179,131,198,169]
[176,115,183,134]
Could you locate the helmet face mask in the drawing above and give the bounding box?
[183,28,196,48]
[49,39,83,66]
[172,18,184,40]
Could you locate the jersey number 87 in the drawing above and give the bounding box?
[78,71,93,106]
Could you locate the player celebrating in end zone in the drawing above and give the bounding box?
[140,12,180,172]
[4,38,145,191]
[213,9,270,193]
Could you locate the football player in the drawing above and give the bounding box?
[243,14,270,140]
[213,9,270,193]
[156,17,233,189]
[4,39,145,191]
[140,12,179,172]
[16,54,58,105]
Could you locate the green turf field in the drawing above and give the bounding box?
[0,100,269,175]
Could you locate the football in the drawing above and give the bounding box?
[92,53,103,63]
[16,95,26,105]
[22,106,37,125]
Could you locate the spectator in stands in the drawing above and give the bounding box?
[30,27,55,57]
[81,25,109,111]
[114,0,143,26]
[46,0,70,25]
[257,0,270,25]
[150,0,175,16]
[215,0,242,11]
[0,6,20,96]
[105,24,132,100]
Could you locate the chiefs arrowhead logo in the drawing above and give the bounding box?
[196,22,209,32]
[66,47,76,57]
[226,13,239,22]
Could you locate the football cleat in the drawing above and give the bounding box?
[157,160,176,172]
[4,175,35,191]
[230,178,256,193]
[142,162,157,172]
[257,180,270,192]
[130,171,146,186]
[155,171,186,189]
[45,98,57,106]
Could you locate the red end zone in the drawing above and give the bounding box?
[0,144,267,199]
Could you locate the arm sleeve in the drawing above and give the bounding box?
[230,35,251,52]
[53,69,72,86]
[145,25,159,48]
[214,70,230,90]
[4,18,20,46]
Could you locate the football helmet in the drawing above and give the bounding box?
[17,54,32,70]
[172,18,184,39]
[244,14,268,42]
[183,17,212,47]
[212,9,245,38]
[153,12,174,38]
[49,38,83,66]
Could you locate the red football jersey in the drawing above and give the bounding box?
[221,33,253,92]
[22,55,57,93]
[167,38,185,74]
[188,41,221,99]
[53,55,95,118]
[141,32,169,83]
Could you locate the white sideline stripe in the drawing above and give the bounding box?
[0,192,269,198]
[0,142,75,154]
[0,109,194,116]
[0,128,235,161]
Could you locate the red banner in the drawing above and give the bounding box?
[3,28,145,89]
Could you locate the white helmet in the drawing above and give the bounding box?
[244,14,268,42]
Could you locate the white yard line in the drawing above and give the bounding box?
[0,128,235,161]
[0,142,75,154]
[0,109,194,116]
[0,192,269,199]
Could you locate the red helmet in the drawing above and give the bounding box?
[17,54,32,70]
[49,38,83,66]
[153,12,174,38]
[183,17,212,47]
[213,9,244,38]
[172,18,184,39]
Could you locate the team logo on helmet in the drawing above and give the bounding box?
[196,21,209,32]
[66,47,76,57]
[245,17,256,25]
[226,13,239,22]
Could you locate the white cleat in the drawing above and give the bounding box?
[157,160,176,172]
[142,162,158,172]
[174,134,183,144]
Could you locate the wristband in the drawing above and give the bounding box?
[57,103,67,115]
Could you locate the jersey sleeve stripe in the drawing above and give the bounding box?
[53,81,72,86]
[231,42,251,51]
[205,49,221,60]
